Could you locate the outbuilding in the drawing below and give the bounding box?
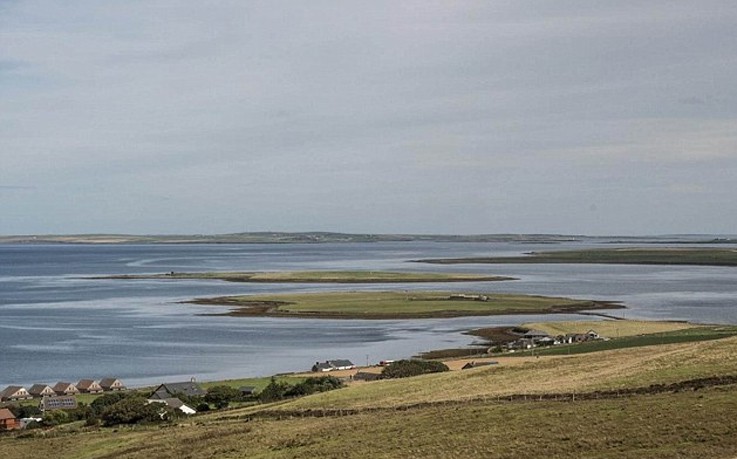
[0,408,20,430]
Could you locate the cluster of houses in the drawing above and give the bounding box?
[0,378,126,403]
[504,329,606,351]
[0,378,126,431]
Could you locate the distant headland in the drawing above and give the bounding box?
[1,232,735,245]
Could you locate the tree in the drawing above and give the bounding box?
[41,410,69,427]
[6,403,41,418]
[381,359,449,379]
[90,391,132,415]
[258,377,292,403]
[204,385,242,409]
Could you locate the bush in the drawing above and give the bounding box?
[41,410,69,427]
[90,391,133,415]
[381,359,449,379]
[204,385,242,409]
[100,396,172,426]
[6,403,41,418]
[285,376,343,397]
[258,377,292,403]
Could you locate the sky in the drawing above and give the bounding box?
[1,1,736,236]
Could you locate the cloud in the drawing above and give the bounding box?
[1,1,736,235]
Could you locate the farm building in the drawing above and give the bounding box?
[0,386,32,402]
[41,396,78,412]
[77,379,104,394]
[312,359,356,372]
[99,378,126,391]
[0,408,20,431]
[28,384,56,398]
[52,382,80,396]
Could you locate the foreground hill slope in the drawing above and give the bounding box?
[4,337,737,458]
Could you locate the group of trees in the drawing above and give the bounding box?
[258,376,344,403]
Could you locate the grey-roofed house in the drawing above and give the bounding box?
[28,384,56,398]
[99,378,126,391]
[52,382,79,396]
[150,381,207,400]
[0,386,32,402]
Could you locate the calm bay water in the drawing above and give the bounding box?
[1,241,737,387]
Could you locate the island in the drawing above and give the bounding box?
[186,291,622,319]
[97,270,515,283]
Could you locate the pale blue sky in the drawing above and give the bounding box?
[1,1,736,235]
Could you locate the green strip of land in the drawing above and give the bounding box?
[188,291,620,319]
[100,270,514,283]
[417,247,737,266]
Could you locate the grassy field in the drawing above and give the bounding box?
[4,336,737,458]
[418,247,737,266]
[522,319,697,338]
[511,326,737,357]
[102,270,514,283]
[190,291,616,319]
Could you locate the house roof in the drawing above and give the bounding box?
[1,386,24,397]
[329,359,355,367]
[99,378,124,388]
[239,386,256,393]
[0,408,16,420]
[52,382,78,392]
[154,382,206,398]
[29,384,53,394]
[77,379,102,390]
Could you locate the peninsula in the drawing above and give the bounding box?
[417,247,737,267]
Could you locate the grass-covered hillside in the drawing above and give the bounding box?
[4,335,737,458]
